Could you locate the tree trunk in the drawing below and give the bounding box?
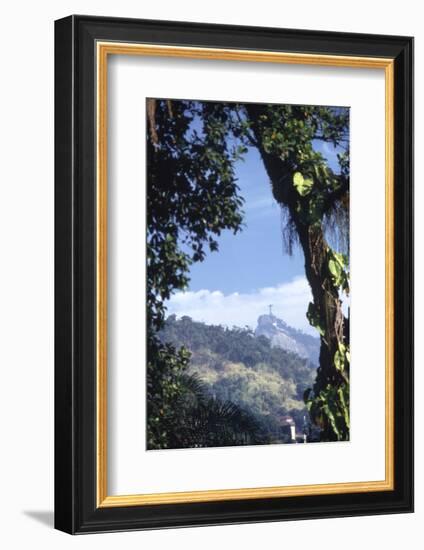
[245,106,349,440]
[296,222,347,386]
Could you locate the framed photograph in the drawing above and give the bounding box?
[54,15,413,534]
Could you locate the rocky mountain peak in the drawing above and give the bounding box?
[255,314,320,365]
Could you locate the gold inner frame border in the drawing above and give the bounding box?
[96,42,395,508]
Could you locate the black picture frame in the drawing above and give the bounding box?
[55,14,414,534]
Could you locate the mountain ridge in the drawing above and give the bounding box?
[255,313,320,365]
[158,315,318,437]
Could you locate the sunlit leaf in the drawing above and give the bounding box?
[293,171,313,196]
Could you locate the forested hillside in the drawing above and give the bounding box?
[159,315,317,441]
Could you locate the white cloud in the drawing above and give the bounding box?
[244,195,280,219]
[165,276,317,335]
[245,196,276,211]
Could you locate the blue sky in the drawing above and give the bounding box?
[166,113,347,335]
[187,145,305,294]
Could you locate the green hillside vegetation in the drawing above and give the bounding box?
[159,315,317,442]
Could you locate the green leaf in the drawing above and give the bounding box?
[337,386,350,429]
[334,343,349,372]
[293,172,313,196]
[333,251,348,269]
[334,349,345,372]
[322,402,340,438]
[328,258,342,280]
